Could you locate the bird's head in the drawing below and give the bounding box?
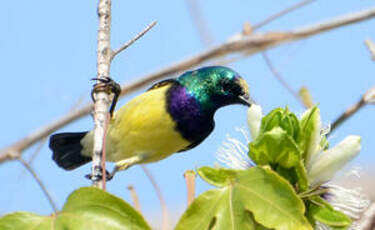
[177,66,254,112]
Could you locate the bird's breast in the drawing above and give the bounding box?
[104,84,192,163]
[166,84,215,150]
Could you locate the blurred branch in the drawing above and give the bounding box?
[262,52,304,106]
[330,87,375,134]
[184,170,196,206]
[254,0,316,30]
[357,202,375,230]
[299,87,314,108]
[127,185,142,213]
[257,0,315,109]
[2,7,375,163]
[365,39,375,60]
[186,0,214,46]
[17,157,58,213]
[141,166,169,230]
[110,21,157,62]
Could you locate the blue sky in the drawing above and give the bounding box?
[1,0,374,227]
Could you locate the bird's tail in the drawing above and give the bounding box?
[49,132,92,170]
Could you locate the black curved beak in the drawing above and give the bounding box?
[238,95,255,107]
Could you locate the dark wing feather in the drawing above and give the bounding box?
[147,79,177,91]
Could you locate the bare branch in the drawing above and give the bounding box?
[186,0,214,46]
[184,170,196,206]
[262,52,303,106]
[2,7,375,163]
[141,166,169,230]
[110,21,157,61]
[127,185,142,213]
[18,157,58,213]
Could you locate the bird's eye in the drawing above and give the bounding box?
[222,80,241,95]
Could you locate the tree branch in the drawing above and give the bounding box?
[330,86,375,134]
[91,0,113,188]
[2,7,375,163]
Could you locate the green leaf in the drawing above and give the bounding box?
[0,187,151,230]
[249,127,302,168]
[307,196,351,228]
[258,108,301,141]
[259,108,284,135]
[298,106,321,163]
[0,212,54,230]
[176,167,312,230]
[197,167,238,187]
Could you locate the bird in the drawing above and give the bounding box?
[49,66,253,179]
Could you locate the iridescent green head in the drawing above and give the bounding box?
[177,66,253,112]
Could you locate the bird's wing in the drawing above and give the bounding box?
[147,79,177,91]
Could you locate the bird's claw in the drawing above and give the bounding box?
[85,168,113,182]
[91,77,121,117]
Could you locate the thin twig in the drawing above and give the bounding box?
[2,7,375,163]
[27,138,47,165]
[110,21,157,62]
[127,185,142,213]
[17,157,58,213]
[186,0,214,46]
[141,166,169,230]
[183,170,196,206]
[253,0,316,30]
[262,52,303,105]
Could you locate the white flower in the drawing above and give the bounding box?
[307,136,361,186]
[215,105,368,230]
[247,104,263,140]
[216,130,252,170]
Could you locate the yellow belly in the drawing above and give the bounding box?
[82,84,191,163]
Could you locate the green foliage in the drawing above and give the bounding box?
[175,167,312,230]
[307,196,351,228]
[0,187,150,230]
[1,106,356,230]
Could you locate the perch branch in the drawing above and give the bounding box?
[2,7,375,163]
[90,0,114,188]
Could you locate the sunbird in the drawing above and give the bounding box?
[49,66,253,179]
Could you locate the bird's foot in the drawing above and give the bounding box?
[85,166,113,182]
[91,77,121,117]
